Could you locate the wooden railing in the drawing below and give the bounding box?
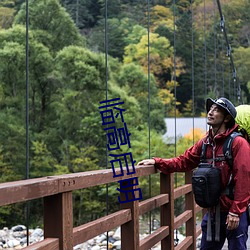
[0,165,203,250]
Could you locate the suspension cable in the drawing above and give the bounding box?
[172,0,179,245]
[213,0,217,94]
[173,1,177,159]
[203,0,207,98]
[104,0,109,248]
[25,0,29,181]
[218,32,225,96]
[25,0,30,245]
[191,0,195,144]
[147,0,152,234]
[216,0,242,104]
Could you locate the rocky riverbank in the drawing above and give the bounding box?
[0,225,155,249]
[0,225,188,249]
[0,225,43,249]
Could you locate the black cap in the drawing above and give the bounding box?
[206,97,237,119]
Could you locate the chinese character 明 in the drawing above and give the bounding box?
[117,177,142,203]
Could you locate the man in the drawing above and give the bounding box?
[138,97,250,250]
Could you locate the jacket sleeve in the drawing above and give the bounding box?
[153,140,203,174]
[229,136,250,215]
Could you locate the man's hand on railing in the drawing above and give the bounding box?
[137,159,155,166]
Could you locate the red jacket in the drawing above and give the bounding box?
[154,124,250,216]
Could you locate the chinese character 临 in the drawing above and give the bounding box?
[99,98,125,125]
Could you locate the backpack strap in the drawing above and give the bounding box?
[201,132,242,166]
[200,142,208,163]
[223,132,243,200]
[201,141,226,163]
[223,131,242,169]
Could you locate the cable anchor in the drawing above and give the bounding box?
[227,45,231,58]
[220,15,225,32]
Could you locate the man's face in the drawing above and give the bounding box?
[207,104,226,127]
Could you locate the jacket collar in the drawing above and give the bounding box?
[207,124,239,143]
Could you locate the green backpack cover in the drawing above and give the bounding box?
[235,105,250,140]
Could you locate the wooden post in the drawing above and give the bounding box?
[120,178,140,250]
[44,192,73,250]
[185,171,196,250]
[161,173,174,250]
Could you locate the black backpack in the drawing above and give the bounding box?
[192,132,241,208]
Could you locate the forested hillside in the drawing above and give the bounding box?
[0,0,249,227]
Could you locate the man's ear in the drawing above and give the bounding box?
[224,114,232,123]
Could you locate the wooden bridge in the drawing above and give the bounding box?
[0,165,204,250]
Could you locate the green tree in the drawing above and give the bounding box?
[0,26,55,132]
[0,6,15,29]
[98,0,146,21]
[0,24,56,139]
[148,5,174,33]
[86,17,139,60]
[30,141,57,177]
[124,32,185,87]
[116,63,166,132]
[14,0,84,52]
[50,46,107,150]
[61,0,101,29]
[0,112,26,181]
[222,0,250,46]
[0,38,27,180]
[50,46,141,167]
[234,46,250,102]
